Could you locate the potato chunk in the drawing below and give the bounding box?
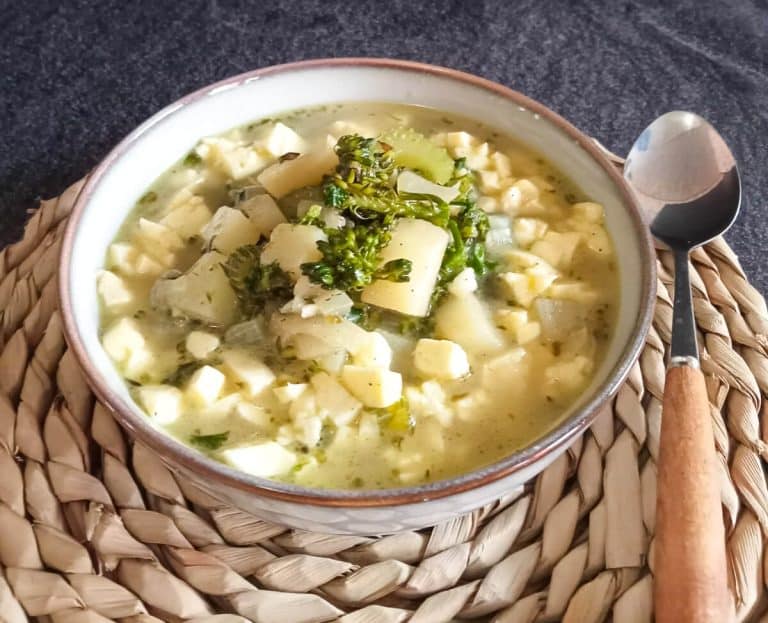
[434,293,505,356]
[260,224,326,279]
[136,385,183,425]
[257,144,337,198]
[150,251,239,325]
[220,349,276,397]
[97,270,134,311]
[361,218,450,317]
[340,366,402,408]
[186,365,226,405]
[413,339,470,380]
[221,443,297,477]
[238,194,286,237]
[202,207,262,254]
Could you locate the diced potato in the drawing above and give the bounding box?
[102,317,152,380]
[340,366,402,408]
[186,365,226,405]
[572,201,604,223]
[107,242,139,274]
[528,264,559,293]
[136,218,184,265]
[530,231,581,269]
[434,293,506,355]
[547,282,600,304]
[455,141,490,170]
[316,350,348,374]
[516,321,541,344]
[482,348,527,390]
[150,252,239,325]
[311,372,362,425]
[351,331,392,368]
[236,402,271,427]
[545,355,593,393]
[273,383,308,404]
[262,122,306,157]
[495,307,529,333]
[504,249,556,271]
[413,339,470,380]
[161,195,211,238]
[447,267,478,297]
[238,194,286,237]
[221,442,297,477]
[133,253,164,276]
[261,224,326,278]
[220,349,276,397]
[97,270,134,311]
[185,331,220,359]
[512,218,548,247]
[204,137,270,180]
[405,380,453,427]
[478,170,501,193]
[136,385,183,425]
[358,412,381,443]
[477,196,500,213]
[269,314,369,358]
[575,222,613,255]
[396,171,460,204]
[499,272,534,307]
[441,131,477,149]
[299,416,323,447]
[491,151,513,177]
[257,144,338,198]
[361,218,450,317]
[202,206,261,254]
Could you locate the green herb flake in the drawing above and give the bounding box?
[190,431,229,450]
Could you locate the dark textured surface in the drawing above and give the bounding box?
[2,0,766,294]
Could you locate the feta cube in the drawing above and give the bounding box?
[137,218,184,253]
[477,196,500,213]
[220,350,276,397]
[340,366,402,408]
[185,331,220,359]
[235,402,271,427]
[273,383,309,404]
[97,271,134,311]
[102,317,146,364]
[495,308,529,333]
[478,170,501,193]
[413,339,470,380]
[442,131,476,149]
[358,412,380,442]
[300,416,323,447]
[107,242,139,274]
[500,179,540,215]
[447,267,478,297]
[531,231,581,269]
[512,218,548,247]
[311,372,362,425]
[136,385,183,425]
[516,321,541,344]
[262,122,306,157]
[572,201,604,224]
[491,151,513,177]
[133,253,164,276]
[499,272,535,308]
[545,355,593,393]
[221,442,297,477]
[204,137,270,180]
[186,365,226,405]
[352,332,393,368]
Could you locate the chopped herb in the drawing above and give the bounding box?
[163,362,200,387]
[138,191,157,204]
[279,151,300,163]
[183,151,202,166]
[189,431,229,451]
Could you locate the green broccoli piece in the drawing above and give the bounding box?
[223,244,294,316]
[379,127,455,184]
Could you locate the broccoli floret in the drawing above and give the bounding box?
[223,244,294,316]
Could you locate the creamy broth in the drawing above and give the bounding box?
[99,103,618,489]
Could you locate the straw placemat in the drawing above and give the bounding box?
[1,174,767,623]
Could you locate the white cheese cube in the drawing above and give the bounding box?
[311,372,362,425]
[257,144,338,198]
[527,264,559,294]
[405,380,453,427]
[136,218,184,256]
[204,137,270,180]
[500,179,540,215]
[185,331,220,359]
[186,365,226,405]
[220,350,276,397]
[499,272,534,308]
[547,282,600,304]
[491,152,513,177]
[512,218,548,247]
[447,267,478,297]
[351,332,393,368]
[273,383,308,404]
[478,170,501,193]
[530,231,582,269]
[340,366,402,408]
[545,355,593,393]
[413,339,470,380]
[261,223,326,278]
[361,218,450,317]
[202,206,261,254]
[477,196,500,213]
[133,253,164,276]
[239,194,287,237]
[576,222,613,255]
[483,348,527,387]
[572,201,604,224]
[495,308,529,333]
[442,131,477,149]
[358,412,380,443]
[107,242,139,274]
[102,317,146,364]
[300,416,323,447]
[97,270,134,311]
[221,442,297,477]
[463,142,491,170]
[161,195,211,239]
[136,385,183,425]
[434,293,506,355]
[262,122,306,157]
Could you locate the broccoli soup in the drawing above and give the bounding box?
[98,103,618,489]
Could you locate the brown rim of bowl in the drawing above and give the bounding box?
[60,58,656,508]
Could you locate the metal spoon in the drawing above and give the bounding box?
[624,111,740,623]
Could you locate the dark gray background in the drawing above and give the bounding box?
[2,0,766,294]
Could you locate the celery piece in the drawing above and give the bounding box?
[380,128,454,184]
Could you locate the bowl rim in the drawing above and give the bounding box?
[60,57,656,507]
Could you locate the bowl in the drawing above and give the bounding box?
[60,58,655,534]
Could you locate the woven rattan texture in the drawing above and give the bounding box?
[1,178,767,622]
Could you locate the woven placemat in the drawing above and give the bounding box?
[1,176,767,623]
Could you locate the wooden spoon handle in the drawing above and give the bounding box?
[654,364,731,623]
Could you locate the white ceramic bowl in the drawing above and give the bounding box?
[61,59,655,534]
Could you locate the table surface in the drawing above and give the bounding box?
[2,0,766,295]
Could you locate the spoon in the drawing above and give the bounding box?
[624,111,740,623]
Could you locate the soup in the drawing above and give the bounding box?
[98,103,618,489]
